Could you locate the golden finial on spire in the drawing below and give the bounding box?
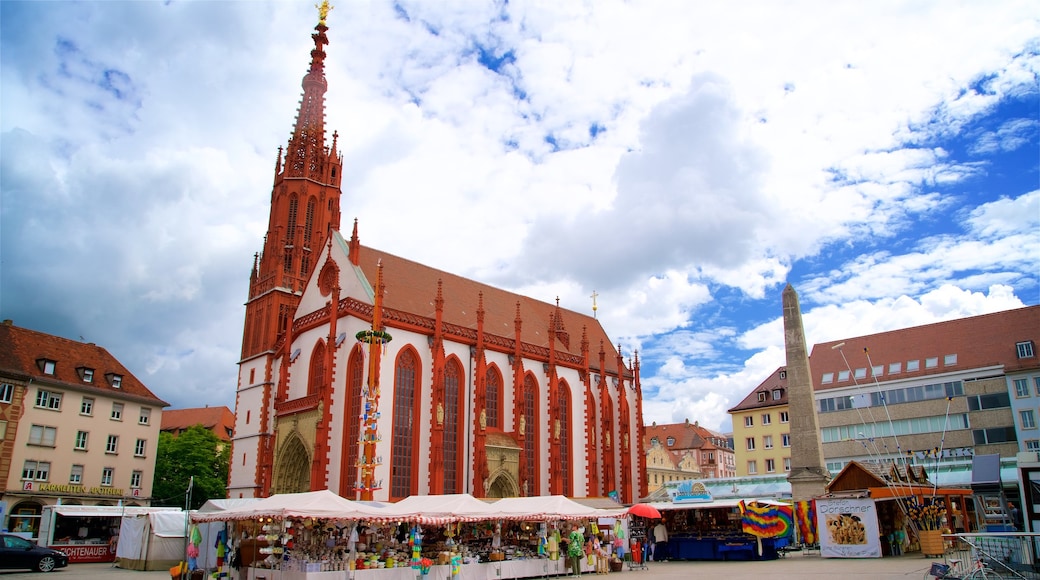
[590,290,598,318]
[316,0,333,25]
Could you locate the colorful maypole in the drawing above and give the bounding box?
[356,262,390,500]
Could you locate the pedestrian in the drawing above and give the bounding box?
[652,520,669,562]
[566,525,585,576]
[1009,502,1023,531]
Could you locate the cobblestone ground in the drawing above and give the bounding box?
[0,555,937,580]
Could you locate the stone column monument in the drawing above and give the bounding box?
[782,284,831,501]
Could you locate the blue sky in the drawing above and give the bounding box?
[1,1,1037,433]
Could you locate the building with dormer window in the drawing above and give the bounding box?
[0,320,168,539]
[729,305,1040,491]
[643,419,735,492]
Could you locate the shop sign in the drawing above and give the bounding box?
[667,480,713,503]
[58,544,115,563]
[911,447,973,460]
[30,483,126,496]
[816,498,881,558]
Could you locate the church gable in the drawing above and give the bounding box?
[295,231,374,317]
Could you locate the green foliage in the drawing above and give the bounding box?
[152,424,230,509]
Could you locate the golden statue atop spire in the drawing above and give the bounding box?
[316,0,333,25]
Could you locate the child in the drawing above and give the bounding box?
[594,534,608,574]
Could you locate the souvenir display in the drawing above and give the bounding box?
[191,491,630,579]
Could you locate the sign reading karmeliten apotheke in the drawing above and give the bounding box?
[27,482,128,497]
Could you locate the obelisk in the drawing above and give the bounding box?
[782,284,830,501]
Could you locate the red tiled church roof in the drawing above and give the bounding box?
[355,242,632,378]
[0,321,167,405]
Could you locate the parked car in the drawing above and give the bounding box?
[0,533,69,572]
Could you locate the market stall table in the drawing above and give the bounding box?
[245,558,595,580]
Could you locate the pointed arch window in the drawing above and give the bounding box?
[340,346,364,499]
[304,197,316,245]
[391,349,419,500]
[485,366,502,429]
[443,358,463,494]
[287,195,299,236]
[558,379,572,496]
[522,374,539,496]
[585,385,598,494]
[308,340,326,396]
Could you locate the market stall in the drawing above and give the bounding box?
[192,491,630,580]
[36,504,182,564]
[816,460,975,559]
[116,510,198,571]
[636,498,790,561]
[192,499,262,573]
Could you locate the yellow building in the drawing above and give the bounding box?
[728,368,791,477]
[644,437,699,493]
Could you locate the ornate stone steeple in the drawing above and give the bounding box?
[240,2,344,359]
[782,284,831,500]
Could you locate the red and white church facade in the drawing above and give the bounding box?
[227,4,647,503]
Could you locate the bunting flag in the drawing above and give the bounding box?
[739,500,794,538]
[794,500,817,544]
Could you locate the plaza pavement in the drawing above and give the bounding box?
[0,555,938,580]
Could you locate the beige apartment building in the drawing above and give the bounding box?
[729,368,792,477]
[0,321,168,538]
[809,306,1038,475]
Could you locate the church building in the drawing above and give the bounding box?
[227,4,647,503]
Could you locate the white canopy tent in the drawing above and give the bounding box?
[384,493,498,524]
[197,498,261,513]
[116,510,189,571]
[492,496,628,521]
[190,491,630,525]
[190,490,390,523]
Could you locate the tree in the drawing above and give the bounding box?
[153,424,230,509]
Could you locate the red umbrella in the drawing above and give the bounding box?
[628,503,662,519]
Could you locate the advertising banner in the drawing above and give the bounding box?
[815,498,881,558]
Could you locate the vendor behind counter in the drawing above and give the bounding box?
[654,505,783,562]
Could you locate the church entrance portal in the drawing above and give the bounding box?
[273,435,311,494]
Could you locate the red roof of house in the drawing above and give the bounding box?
[357,243,632,378]
[644,420,727,451]
[161,406,235,440]
[0,321,167,406]
[808,305,1040,391]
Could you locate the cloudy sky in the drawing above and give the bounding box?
[2,1,1037,433]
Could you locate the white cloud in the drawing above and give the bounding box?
[1,0,1036,420]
